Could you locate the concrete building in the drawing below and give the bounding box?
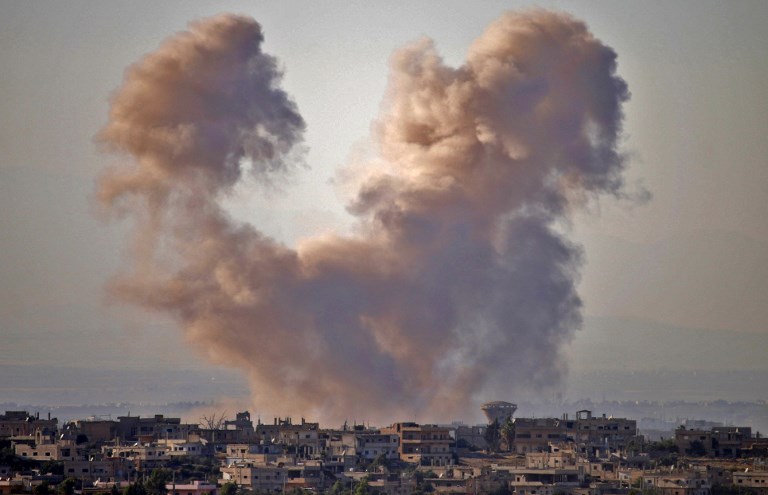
[161,440,206,457]
[572,410,639,456]
[74,419,118,444]
[330,430,400,462]
[675,425,752,457]
[732,470,768,495]
[455,425,488,450]
[62,459,118,481]
[512,418,568,454]
[13,428,80,461]
[220,463,286,492]
[0,411,57,438]
[116,415,196,442]
[166,480,218,495]
[102,443,170,463]
[639,469,710,495]
[381,423,453,466]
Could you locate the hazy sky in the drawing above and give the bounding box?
[1,1,767,407]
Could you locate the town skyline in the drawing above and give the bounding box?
[2,1,767,424]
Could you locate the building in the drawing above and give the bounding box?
[102,443,170,464]
[74,419,118,443]
[381,423,453,466]
[639,469,710,495]
[330,430,399,462]
[116,415,196,442]
[13,428,80,461]
[166,480,218,495]
[220,463,287,492]
[455,425,488,450]
[571,410,639,456]
[675,425,752,457]
[512,418,568,454]
[0,411,57,438]
[732,470,768,495]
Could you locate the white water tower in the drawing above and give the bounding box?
[481,401,517,424]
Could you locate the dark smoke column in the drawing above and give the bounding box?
[97,11,632,424]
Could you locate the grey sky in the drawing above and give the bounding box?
[1,1,766,404]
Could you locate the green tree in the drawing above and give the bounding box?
[353,479,369,495]
[40,461,65,476]
[144,468,171,495]
[500,418,515,452]
[370,453,390,471]
[58,478,77,495]
[328,480,349,495]
[124,482,148,495]
[220,482,237,495]
[485,419,501,453]
[688,440,707,457]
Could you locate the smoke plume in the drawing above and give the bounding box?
[97,11,630,424]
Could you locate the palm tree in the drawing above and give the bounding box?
[485,419,501,453]
[500,418,515,453]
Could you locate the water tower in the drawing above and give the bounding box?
[481,401,517,424]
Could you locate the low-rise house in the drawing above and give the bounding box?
[638,468,710,495]
[160,440,206,457]
[102,443,169,464]
[62,459,117,481]
[166,480,218,495]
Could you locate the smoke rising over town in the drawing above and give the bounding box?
[97,11,631,423]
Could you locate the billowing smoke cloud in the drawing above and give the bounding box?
[97,11,630,424]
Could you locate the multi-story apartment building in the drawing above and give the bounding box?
[13,428,80,461]
[74,419,118,443]
[334,430,400,462]
[220,462,287,492]
[571,410,639,455]
[116,415,197,442]
[512,418,568,454]
[675,425,752,457]
[380,423,453,466]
